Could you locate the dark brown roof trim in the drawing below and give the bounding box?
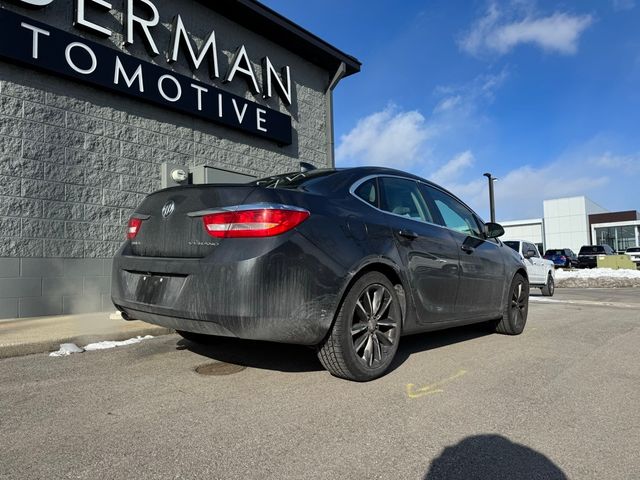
[196,0,361,77]
[589,210,640,224]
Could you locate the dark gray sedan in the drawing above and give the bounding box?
[112,167,529,381]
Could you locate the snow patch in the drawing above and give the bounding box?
[556,268,640,279]
[49,335,154,357]
[49,343,84,357]
[84,335,154,351]
[555,268,640,288]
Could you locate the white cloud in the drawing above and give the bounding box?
[440,162,610,220]
[336,70,506,172]
[430,150,475,184]
[590,152,640,173]
[612,0,635,12]
[335,105,432,168]
[460,3,593,56]
[433,69,508,115]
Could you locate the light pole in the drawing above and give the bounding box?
[483,173,497,223]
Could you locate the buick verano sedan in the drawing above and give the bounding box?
[112,167,529,381]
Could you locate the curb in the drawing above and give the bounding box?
[0,325,174,360]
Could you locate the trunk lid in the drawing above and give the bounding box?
[129,184,256,258]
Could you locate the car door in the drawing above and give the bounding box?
[421,184,505,319]
[375,176,461,325]
[524,241,545,282]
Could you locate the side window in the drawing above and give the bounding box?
[354,178,378,208]
[525,243,539,257]
[423,185,482,237]
[379,177,434,223]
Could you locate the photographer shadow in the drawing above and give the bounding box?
[424,434,567,480]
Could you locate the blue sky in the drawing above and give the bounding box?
[263,0,640,221]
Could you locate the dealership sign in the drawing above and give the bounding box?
[0,3,293,145]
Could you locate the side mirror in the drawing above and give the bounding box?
[484,222,504,238]
[524,249,536,259]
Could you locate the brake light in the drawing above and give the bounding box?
[560,255,566,260]
[127,217,142,239]
[203,208,310,238]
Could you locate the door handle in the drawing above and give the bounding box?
[398,229,418,240]
[461,245,474,254]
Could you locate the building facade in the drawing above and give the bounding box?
[0,0,360,319]
[590,211,640,253]
[499,218,544,253]
[501,196,640,255]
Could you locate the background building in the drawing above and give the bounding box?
[0,0,359,319]
[501,196,640,254]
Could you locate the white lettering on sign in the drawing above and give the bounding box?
[190,83,208,111]
[125,0,160,56]
[12,0,295,106]
[157,74,181,102]
[217,92,223,118]
[74,0,112,37]
[20,22,50,59]
[256,108,267,132]
[65,41,97,74]
[168,14,219,79]
[18,0,53,5]
[114,56,144,92]
[225,45,260,94]
[262,57,291,105]
[232,98,248,124]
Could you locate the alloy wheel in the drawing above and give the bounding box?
[350,284,399,367]
[511,280,528,328]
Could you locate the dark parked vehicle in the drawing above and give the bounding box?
[577,245,616,268]
[112,167,530,381]
[543,248,578,268]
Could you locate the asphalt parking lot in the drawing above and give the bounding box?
[1,288,639,480]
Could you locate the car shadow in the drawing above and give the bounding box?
[423,434,568,479]
[387,323,492,375]
[176,336,322,373]
[175,322,493,375]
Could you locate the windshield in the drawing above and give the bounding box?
[504,241,520,252]
[579,246,605,254]
[251,169,337,189]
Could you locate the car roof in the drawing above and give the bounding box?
[313,166,482,218]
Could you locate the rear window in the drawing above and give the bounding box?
[252,169,337,189]
[504,241,520,252]
[579,246,605,254]
[545,250,563,256]
[626,247,640,253]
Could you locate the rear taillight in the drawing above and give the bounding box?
[560,255,566,260]
[127,217,142,239]
[203,208,309,238]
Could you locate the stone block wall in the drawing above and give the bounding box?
[0,0,332,318]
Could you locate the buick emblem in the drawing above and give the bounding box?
[161,200,175,218]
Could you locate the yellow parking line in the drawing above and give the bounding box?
[406,369,467,398]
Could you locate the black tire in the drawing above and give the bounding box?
[494,273,529,335]
[317,272,401,381]
[176,330,217,344]
[540,273,555,297]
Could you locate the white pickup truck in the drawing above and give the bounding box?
[504,240,556,296]
[625,247,640,268]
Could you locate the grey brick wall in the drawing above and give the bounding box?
[0,258,112,318]
[0,0,332,319]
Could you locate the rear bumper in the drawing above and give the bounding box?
[111,234,347,345]
[549,259,567,267]
[577,257,597,268]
